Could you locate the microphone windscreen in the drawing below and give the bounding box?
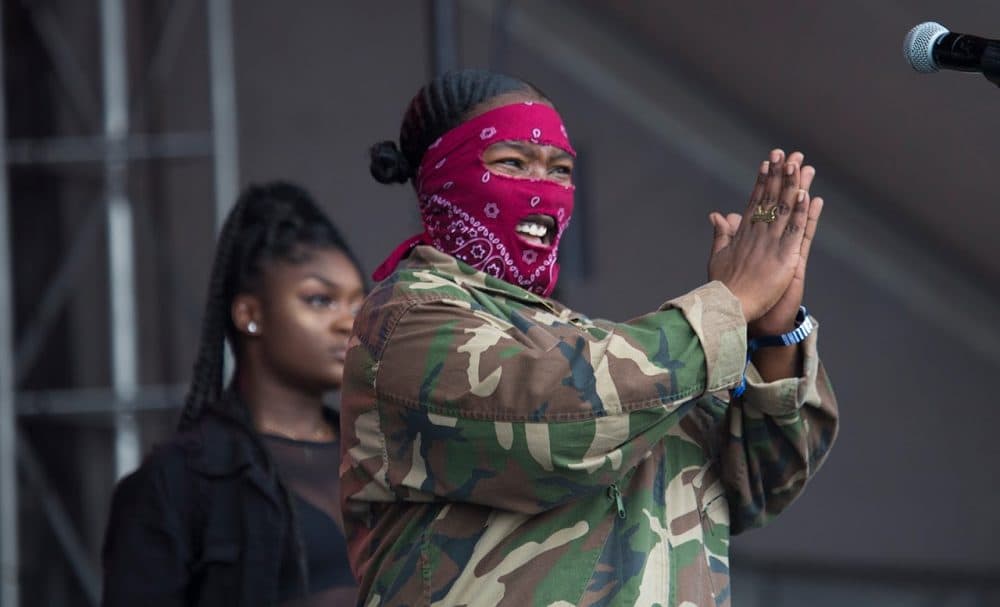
[904,22,949,73]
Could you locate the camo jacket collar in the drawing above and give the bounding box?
[399,245,579,319]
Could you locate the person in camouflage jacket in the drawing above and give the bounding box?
[342,70,838,607]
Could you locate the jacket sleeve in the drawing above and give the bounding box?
[708,319,839,534]
[101,452,191,607]
[342,281,748,514]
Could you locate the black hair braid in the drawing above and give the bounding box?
[178,196,250,430]
[178,181,364,430]
[368,69,544,185]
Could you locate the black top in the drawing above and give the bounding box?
[101,394,358,607]
[261,431,355,605]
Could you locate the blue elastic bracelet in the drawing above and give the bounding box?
[730,305,811,398]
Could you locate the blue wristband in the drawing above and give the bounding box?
[731,306,812,397]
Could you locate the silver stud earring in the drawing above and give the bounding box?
[247,321,258,334]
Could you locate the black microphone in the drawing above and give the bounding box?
[904,22,1000,86]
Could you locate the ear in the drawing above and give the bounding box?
[231,294,263,336]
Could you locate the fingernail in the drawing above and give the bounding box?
[798,190,806,202]
[760,161,769,174]
[786,164,795,175]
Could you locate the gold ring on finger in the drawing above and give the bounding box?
[751,204,779,224]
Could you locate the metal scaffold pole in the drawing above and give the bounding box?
[100,0,140,480]
[208,0,238,229]
[207,0,239,378]
[0,6,20,604]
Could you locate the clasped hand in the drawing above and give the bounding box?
[707,149,824,337]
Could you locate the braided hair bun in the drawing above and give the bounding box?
[369,141,412,184]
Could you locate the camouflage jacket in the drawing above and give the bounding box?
[341,246,838,607]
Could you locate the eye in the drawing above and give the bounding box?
[303,294,338,309]
[497,157,525,170]
[548,164,574,184]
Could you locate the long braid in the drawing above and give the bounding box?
[369,69,544,185]
[178,196,251,430]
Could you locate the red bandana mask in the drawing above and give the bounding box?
[373,102,576,297]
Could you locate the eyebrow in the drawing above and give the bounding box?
[494,141,574,161]
[494,141,534,154]
[550,149,574,162]
[303,273,360,293]
[305,273,336,288]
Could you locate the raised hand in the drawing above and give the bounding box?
[707,149,810,323]
[749,151,824,336]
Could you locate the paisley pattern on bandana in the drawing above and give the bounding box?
[373,103,576,297]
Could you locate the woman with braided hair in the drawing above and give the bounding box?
[342,69,838,606]
[102,182,364,606]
